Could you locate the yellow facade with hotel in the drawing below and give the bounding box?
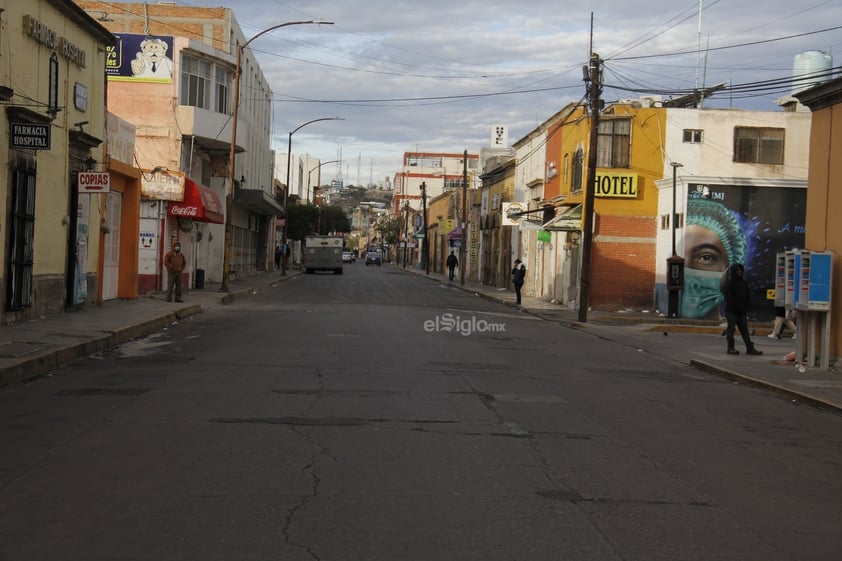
[554,104,666,310]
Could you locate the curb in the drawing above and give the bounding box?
[0,307,205,388]
[689,359,841,414]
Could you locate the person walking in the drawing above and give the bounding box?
[164,240,186,303]
[721,263,761,355]
[274,243,282,271]
[768,305,797,339]
[511,258,526,305]
[446,251,458,281]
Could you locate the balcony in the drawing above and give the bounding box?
[175,105,247,154]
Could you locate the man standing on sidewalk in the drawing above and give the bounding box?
[164,240,186,303]
[721,263,761,355]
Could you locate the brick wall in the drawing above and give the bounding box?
[590,215,656,310]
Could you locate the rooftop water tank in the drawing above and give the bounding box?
[792,50,833,95]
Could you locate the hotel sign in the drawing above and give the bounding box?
[10,123,50,150]
[594,172,639,198]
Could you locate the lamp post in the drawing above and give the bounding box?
[403,200,409,269]
[667,162,684,318]
[282,117,344,275]
[307,159,340,204]
[222,19,333,292]
[460,149,468,286]
[420,181,429,274]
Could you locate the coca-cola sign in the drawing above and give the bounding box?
[170,205,198,217]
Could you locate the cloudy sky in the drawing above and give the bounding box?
[203,0,841,186]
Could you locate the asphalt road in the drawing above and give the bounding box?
[1,264,841,561]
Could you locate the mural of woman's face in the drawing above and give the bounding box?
[684,224,728,271]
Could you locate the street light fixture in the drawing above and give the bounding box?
[282,117,344,275]
[307,159,341,205]
[222,19,333,292]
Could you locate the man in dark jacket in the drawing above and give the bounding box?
[721,263,762,355]
[164,240,186,303]
[446,251,458,281]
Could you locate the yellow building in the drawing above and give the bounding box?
[0,1,114,321]
[552,103,666,310]
[478,158,516,287]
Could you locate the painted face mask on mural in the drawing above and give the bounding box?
[682,268,724,319]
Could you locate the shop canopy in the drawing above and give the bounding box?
[541,204,582,231]
[168,179,224,224]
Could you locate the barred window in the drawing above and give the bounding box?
[571,148,584,193]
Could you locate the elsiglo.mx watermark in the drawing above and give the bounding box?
[423,313,506,336]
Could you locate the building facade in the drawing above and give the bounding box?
[76,2,280,291]
[795,76,842,363]
[1,0,115,322]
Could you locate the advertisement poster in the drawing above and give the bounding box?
[682,183,806,321]
[106,34,174,83]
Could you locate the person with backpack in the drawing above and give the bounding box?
[511,258,526,305]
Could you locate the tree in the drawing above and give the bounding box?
[376,215,402,245]
[322,206,351,234]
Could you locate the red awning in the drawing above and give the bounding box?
[168,179,224,224]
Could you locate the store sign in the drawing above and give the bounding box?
[10,123,50,149]
[78,171,111,193]
[594,172,639,198]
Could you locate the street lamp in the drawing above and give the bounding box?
[403,200,409,269]
[307,159,340,205]
[667,161,684,318]
[420,181,429,274]
[282,117,344,275]
[222,19,333,292]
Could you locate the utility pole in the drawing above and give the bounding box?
[460,150,468,286]
[421,181,430,275]
[577,51,602,323]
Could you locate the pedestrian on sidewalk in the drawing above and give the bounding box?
[274,243,282,271]
[446,251,458,281]
[511,258,526,305]
[768,305,797,339]
[164,240,186,303]
[721,262,761,355]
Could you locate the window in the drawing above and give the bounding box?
[443,178,462,190]
[49,53,59,117]
[596,118,631,168]
[683,129,703,143]
[571,148,584,192]
[8,159,36,309]
[407,155,442,168]
[734,127,784,164]
[180,55,211,109]
[215,67,232,115]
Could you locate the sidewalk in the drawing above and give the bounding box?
[397,264,842,414]
[0,271,300,388]
[1,265,840,414]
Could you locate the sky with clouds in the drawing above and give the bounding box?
[202,0,841,186]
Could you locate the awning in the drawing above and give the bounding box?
[168,179,224,224]
[542,204,582,231]
[234,188,284,216]
[446,226,462,240]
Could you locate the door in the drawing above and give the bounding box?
[102,191,122,300]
